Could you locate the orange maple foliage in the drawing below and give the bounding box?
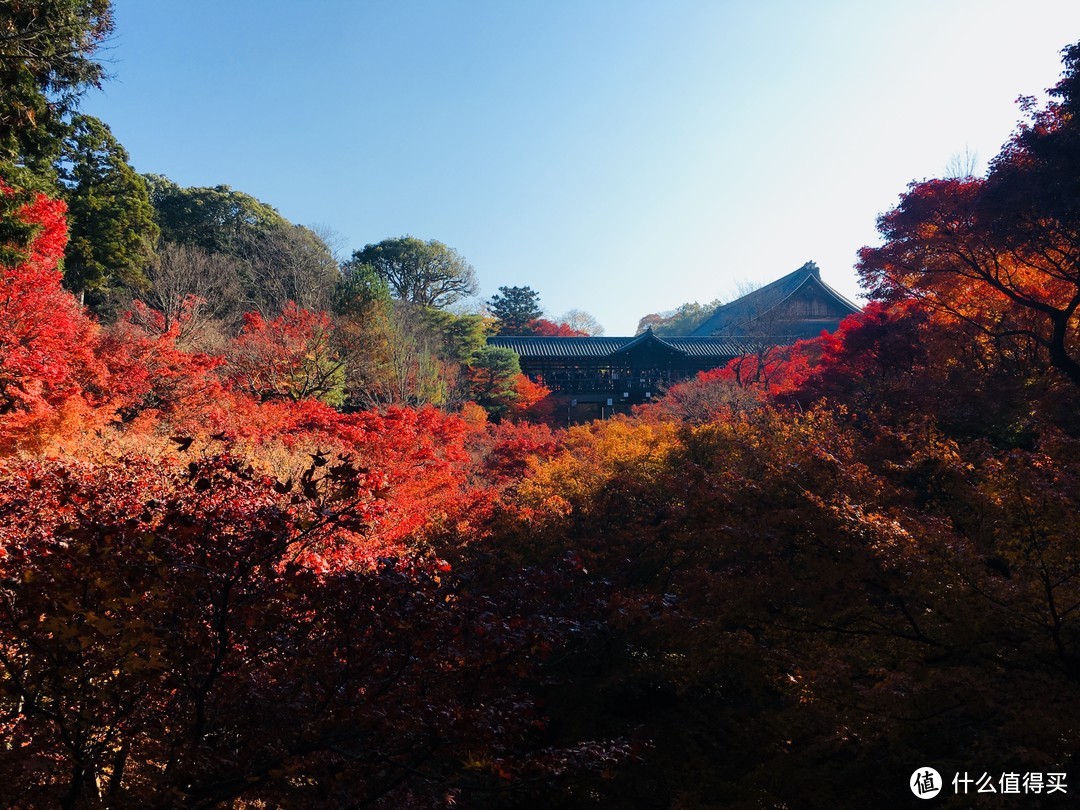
[0,181,105,453]
[96,309,229,436]
[6,48,1080,804]
[227,302,345,404]
[507,372,555,422]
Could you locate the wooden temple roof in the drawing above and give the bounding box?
[488,263,862,364]
[487,331,762,360]
[690,261,860,338]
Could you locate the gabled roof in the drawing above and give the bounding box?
[487,332,759,360]
[690,262,860,337]
[609,329,684,357]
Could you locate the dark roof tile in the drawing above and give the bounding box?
[690,262,860,337]
[487,334,761,360]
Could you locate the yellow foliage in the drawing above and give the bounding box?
[519,416,679,509]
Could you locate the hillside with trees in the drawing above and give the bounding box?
[636,298,724,335]
[1,4,1079,807]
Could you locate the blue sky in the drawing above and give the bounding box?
[83,1,1080,334]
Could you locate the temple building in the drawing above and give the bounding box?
[488,262,860,420]
[689,261,861,339]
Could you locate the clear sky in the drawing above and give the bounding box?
[82,0,1080,334]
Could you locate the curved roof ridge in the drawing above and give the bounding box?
[690,263,860,337]
[745,270,858,324]
[609,329,686,356]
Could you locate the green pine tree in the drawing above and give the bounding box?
[59,114,159,307]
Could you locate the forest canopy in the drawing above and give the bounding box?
[1,8,1079,807]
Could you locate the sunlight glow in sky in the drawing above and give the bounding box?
[83,0,1080,334]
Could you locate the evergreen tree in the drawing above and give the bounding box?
[489,285,542,335]
[336,258,391,316]
[145,174,286,255]
[59,114,158,305]
[0,0,113,186]
[468,345,522,418]
[349,236,478,309]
